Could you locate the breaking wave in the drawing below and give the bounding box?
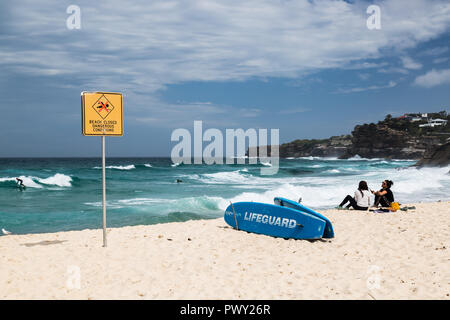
[0,174,73,188]
[93,165,136,170]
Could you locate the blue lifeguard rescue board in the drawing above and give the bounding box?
[224,202,326,240]
[274,197,334,238]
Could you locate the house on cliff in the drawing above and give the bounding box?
[419,119,448,128]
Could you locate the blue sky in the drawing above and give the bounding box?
[0,0,449,157]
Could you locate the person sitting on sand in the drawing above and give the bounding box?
[371,180,394,207]
[338,181,371,210]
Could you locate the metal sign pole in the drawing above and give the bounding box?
[82,91,123,247]
[102,135,107,247]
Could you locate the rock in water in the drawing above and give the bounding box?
[416,142,450,167]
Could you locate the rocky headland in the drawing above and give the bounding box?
[415,142,450,167]
[248,111,450,165]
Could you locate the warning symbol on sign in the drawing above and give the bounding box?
[81,91,123,136]
[92,95,115,119]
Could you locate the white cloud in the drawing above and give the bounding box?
[401,56,422,70]
[358,73,370,80]
[335,81,397,94]
[2,0,449,91]
[279,108,311,115]
[414,69,450,88]
[378,67,409,75]
[127,98,264,128]
[433,57,449,64]
[1,0,450,126]
[419,46,449,56]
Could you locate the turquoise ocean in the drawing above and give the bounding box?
[1,157,449,235]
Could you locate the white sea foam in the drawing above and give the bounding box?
[38,173,72,187]
[197,170,280,186]
[22,177,42,188]
[1,174,72,188]
[297,156,339,161]
[86,162,450,214]
[297,156,320,160]
[0,176,43,188]
[347,154,362,160]
[388,166,449,194]
[192,169,296,186]
[81,163,450,217]
[167,196,224,212]
[84,201,125,209]
[260,162,272,167]
[347,155,385,161]
[86,196,225,214]
[212,165,450,210]
[144,164,153,168]
[107,165,135,170]
[93,165,135,170]
[118,198,165,205]
[199,170,253,184]
[219,183,350,210]
[392,159,417,162]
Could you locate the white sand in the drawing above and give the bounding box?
[0,201,449,300]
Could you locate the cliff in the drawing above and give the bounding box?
[247,135,352,158]
[415,142,450,167]
[339,112,449,159]
[340,124,444,159]
[248,111,450,162]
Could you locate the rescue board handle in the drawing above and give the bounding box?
[230,201,239,230]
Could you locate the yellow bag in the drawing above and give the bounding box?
[389,202,400,212]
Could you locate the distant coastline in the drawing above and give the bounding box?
[249,111,450,165]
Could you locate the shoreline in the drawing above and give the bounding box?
[3,198,449,237]
[1,201,449,299]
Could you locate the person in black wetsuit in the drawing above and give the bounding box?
[371,180,394,207]
[16,178,25,187]
[16,178,26,190]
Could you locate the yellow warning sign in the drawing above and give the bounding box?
[81,92,123,136]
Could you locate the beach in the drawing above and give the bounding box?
[0,201,448,300]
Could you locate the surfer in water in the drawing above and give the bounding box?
[338,180,371,210]
[371,180,394,207]
[16,178,26,189]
